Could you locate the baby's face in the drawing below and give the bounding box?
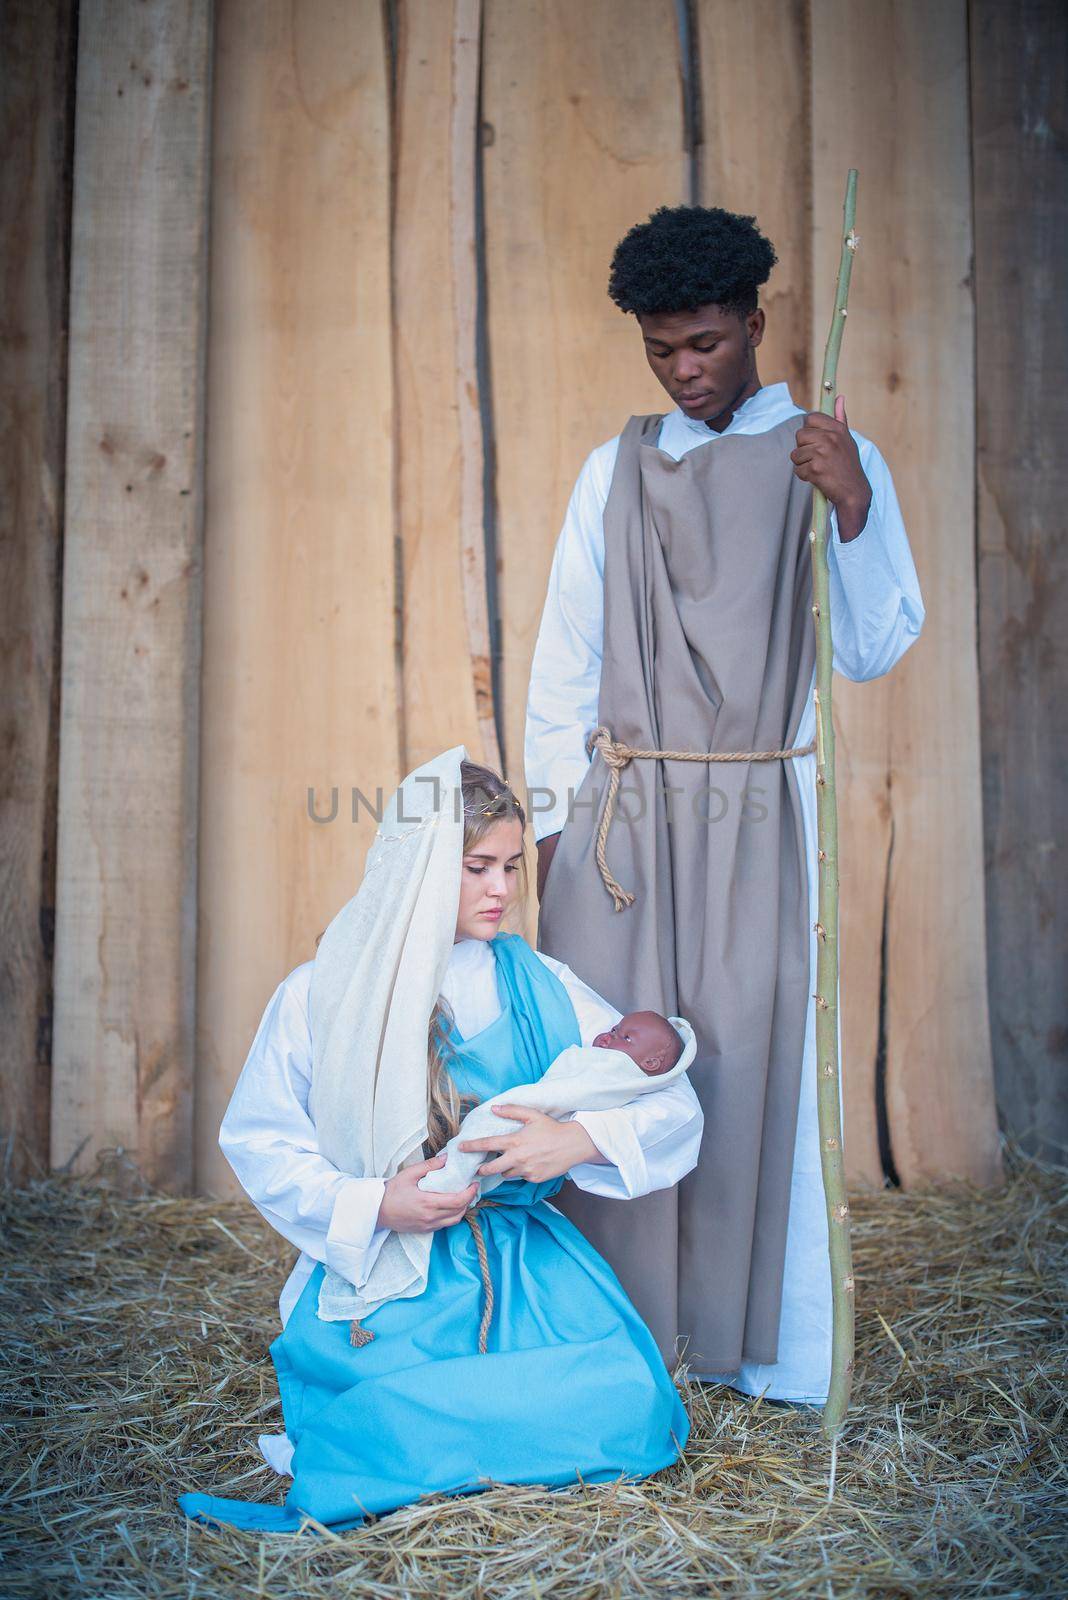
[592,1011,681,1076]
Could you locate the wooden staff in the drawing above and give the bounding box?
[810,169,859,1442]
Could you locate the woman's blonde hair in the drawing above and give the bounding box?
[424,761,527,1156]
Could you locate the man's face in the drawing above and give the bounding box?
[638,302,764,428]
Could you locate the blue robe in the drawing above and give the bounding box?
[180,934,689,1530]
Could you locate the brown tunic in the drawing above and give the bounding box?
[538,413,815,1371]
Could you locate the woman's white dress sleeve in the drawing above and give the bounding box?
[218,962,390,1294]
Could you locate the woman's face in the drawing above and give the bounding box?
[454,817,524,942]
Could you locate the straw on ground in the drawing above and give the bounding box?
[0,1149,1064,1598]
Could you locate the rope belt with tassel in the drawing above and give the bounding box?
[349,1198,504,1354]
[584,724,817,913]
[461,1199,503,1354]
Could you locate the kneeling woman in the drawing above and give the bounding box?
[180,748,702,1530]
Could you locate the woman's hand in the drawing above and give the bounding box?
[459,1106,607,1182]
[377,1155,478,1234]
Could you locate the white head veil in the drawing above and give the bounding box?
[309,745,468,1323]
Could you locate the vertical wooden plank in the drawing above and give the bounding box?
[692,0,884,1177]
[483,0,687,825]
[695,0,811,401]
[196,0,396,1194]
[811,0,1000,1185]
[394,0,500,774]
[0,0,76,1181]
[50,0,211,1189]
[971,0,1068,1159]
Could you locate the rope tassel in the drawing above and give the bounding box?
[348,1200,502,1356]
[463,1205,497,1354]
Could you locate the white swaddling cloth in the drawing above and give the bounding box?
[419,1018,697,1196]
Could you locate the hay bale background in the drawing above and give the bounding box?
[1,1153,1064,1598]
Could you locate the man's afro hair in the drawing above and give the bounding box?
[608,206,777,318]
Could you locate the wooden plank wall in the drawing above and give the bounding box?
[27,0,1046,1194]
[195,0,397,1194]
[394,0,499,776]
[811,0,1000,1186]
[483,0,687,799]
[483,0,687,934]
[694,1,894,1186]
[0,0,76,1181]
[50,0,212,1190]
[699,0,998,1185]
[695,0,811,403]
[971,0,1068,1160]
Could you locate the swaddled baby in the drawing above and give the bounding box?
[419,1008,696,1196]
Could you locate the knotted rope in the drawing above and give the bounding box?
[462,1198,503,1354]
[584,725,817,912]
[349,1197,503,1353]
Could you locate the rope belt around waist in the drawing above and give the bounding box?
[349,1198,504,1354]
[584,724,816,913]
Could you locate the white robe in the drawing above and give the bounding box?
[219,938,704,1330]
[524,383,925,1402]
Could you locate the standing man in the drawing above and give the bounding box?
[526,206,924,1402]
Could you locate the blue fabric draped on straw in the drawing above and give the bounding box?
[179,935,689,1530]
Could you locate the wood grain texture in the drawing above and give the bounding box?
[482,0,686,837]
[971,0,1068,1158]
[695,0,811,400]
[698,1,888,1179]
[0,0,76,1180]
[196,0,397,1194]
[692,0,887,1179]
[50,0,211,1189]
[811,0,1000,1186]
[394,0,500,775]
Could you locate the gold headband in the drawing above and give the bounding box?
[476,792,517,816]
